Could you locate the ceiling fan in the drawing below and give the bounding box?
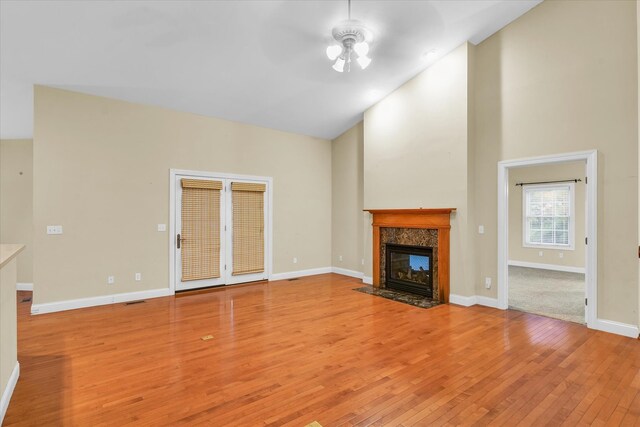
[325,0,373,72]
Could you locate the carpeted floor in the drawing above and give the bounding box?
[508,266,585,324]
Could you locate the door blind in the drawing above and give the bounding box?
[231,182,266,275]
[181,179,222,281]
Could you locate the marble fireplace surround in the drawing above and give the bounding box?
[365,209,456,303]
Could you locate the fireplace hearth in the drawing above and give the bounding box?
[385,244,433,297]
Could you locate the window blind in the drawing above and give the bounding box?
[181,179,222,281]
[231,182,265,275]
[524,185,571,246]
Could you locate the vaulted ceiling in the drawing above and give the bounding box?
[0,0,540,140]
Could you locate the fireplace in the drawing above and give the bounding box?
[365,209,455,303]
[385,244,433,297]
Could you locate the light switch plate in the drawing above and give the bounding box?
[157,224,167,232]
[46,225,63,235]
[478,225,485,234]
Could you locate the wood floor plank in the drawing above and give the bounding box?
[5,274,640,426]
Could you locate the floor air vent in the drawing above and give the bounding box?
[288,278,299,281]
[125,300,146,305]
[21,297,32,303]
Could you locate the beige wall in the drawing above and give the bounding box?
[331,122,365,273]
[16,0,640,329]
[0,258,18,408]
[364,43,475,297]
[508,162,585,269]
[0,139,33,283]
[474,0,638,324]
[33,86,332,305]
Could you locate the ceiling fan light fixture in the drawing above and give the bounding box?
[326,45,342,60]
[357,55,371,69]
[333,57,346,73]
[354,41,369,57]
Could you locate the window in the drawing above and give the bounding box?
[523,183,575,249]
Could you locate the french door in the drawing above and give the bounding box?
[174,172,269,291]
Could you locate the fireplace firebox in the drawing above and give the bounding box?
[385,243,433,298]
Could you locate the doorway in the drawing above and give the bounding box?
[497,151,597,328]
[169,169,272,292]
[507,160,586,323]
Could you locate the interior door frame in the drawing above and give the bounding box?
[169,169,273,293]
[497,150,597,328]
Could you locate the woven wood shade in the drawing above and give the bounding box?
[182,179,223,190]
[232,182,265,275]
[181,180,222,281]
[231,182,266,192]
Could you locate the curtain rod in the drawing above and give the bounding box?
[515,178,582,187]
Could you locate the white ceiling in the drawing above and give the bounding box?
[0,0,540,140]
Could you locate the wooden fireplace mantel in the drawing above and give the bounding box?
[365,208,456,303]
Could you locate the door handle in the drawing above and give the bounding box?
[177,234,186,249]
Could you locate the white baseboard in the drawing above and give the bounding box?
[331,267,364,280]
[476,296,500,308]
[0,362,19,424]
[269,267,367,282]
[508,260,585,274]
[592,318,639,339]
[16,282,33,291]
[268,267,332,282]
[31,288,174,315]
[453,293,637,339]
[450,294,501,309]
[449,294,477,307]
[363,276,373,285]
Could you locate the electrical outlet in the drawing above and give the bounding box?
[538,251,543,257]
[157,224,167,232]
[107,276,115,285]
[478,225,485,234]
[135,273,142,281]
[293,257,298,264]
[558,252,564,258]
[485,277,492,289]
[361,259,364,265]
[339,255,343,262]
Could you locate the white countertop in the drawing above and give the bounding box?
[0,244,25,269]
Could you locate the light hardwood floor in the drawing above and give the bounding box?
[6,273,640,426]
